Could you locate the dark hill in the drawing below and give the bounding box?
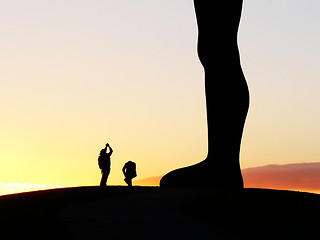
[0,186,156,239]
[0,186,319,239]
[182,188,320,239]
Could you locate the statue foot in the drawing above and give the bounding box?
[160,158,243,188]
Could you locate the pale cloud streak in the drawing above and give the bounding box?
[243,162,320,193]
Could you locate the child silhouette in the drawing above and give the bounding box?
[122,161,137,187]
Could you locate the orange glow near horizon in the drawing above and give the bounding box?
[0,183,66,196]
[2,162,320,196]
[243,163,320,195]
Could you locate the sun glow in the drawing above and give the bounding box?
[0,182,66,196]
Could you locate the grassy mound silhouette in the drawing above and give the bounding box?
[0,186,155,239]
[182,188,320,239]
[0,187,319,239]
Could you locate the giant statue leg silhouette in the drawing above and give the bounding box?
[160,0,249,188]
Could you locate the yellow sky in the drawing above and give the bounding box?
[1,1,320,192]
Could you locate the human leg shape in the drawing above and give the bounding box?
[160,0,249,188]
[124,177,132,187]
[100,169,110,187]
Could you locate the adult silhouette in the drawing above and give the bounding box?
[122,161,137,187]
[160,1,249,188]
[98,143,113,187]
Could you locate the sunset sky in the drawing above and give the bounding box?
[1,0,320,194]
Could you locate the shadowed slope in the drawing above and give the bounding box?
[0,186,156,239]
[182,188,320,239]
[1,187,319,239]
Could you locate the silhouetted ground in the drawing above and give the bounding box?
[0,186,319,239]
[182,188,320,239]
[0,186,155,239]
